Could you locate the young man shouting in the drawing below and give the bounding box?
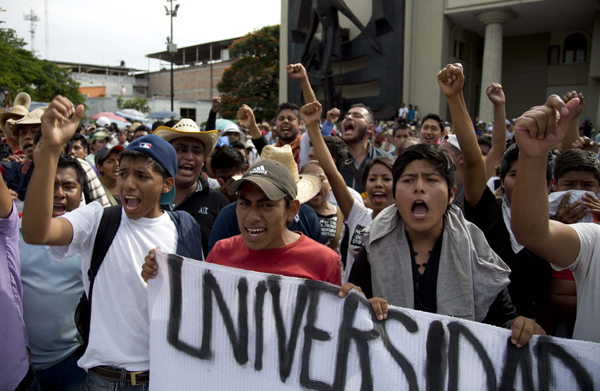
[144,159,342,285]
[21,95,203,389]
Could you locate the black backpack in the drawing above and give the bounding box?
[74,205,204,348]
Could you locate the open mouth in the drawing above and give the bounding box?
[52,203,66,217]
[344,123,355,133]
[246,227,266,239]
[23,142,34,153]
[123,196,141,213]
[411,200,429,219]
[178,164,194,174]
[372,191,387,204]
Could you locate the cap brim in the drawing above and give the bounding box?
[160,186,176,205]
[228,177,288,201]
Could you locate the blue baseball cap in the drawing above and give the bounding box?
[125,134,177,204]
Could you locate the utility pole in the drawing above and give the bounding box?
[164,0,179,112]
[23,9,40,56]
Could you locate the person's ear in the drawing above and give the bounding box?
[448,186,457,205]
[243,164,249,173]
[550,178,557,191]
[163,177,175,194]
[287,199,301,222]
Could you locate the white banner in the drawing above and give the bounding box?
[148,251,600,390]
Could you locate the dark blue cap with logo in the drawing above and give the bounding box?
[125,134,177,204]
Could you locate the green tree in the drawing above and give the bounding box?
[217,25,279,121]
[117,96,150,113]
[0,10,84,107]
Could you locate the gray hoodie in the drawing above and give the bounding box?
[363,204,510,322]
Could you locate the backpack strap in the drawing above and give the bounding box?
[345,158,365,194]
[87,205,122,298]
[167,210,205,261]
[339,221,350,269]
[329,206,344,251]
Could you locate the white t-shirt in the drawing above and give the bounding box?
[50,202,178,371]
[398,107,409,119]
[342,199,373,284]
[553,223,600,343]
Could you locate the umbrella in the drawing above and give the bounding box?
[147,110,180,119]
[90,112,128,122]
[215,118,237,131]
[115,109,148,123]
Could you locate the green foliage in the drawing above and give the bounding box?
[117,96,150,113]
[217,25,279,121]
[0,11,84,107]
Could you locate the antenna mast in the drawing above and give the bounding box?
[23,9,40,56]
[45,0,49,59]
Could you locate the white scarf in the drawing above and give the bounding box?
[501,194,524,254]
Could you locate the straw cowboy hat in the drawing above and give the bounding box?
[242,144,320,204]
[153,118,219,160]
[14,92,31,109]
[0,95,33,131]
[6,107,47,139]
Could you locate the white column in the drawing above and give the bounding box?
[477,10,514,125]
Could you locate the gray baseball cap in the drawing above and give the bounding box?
[228,160,297,201]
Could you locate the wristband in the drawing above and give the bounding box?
[303,91,316,99]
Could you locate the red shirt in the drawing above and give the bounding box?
[207,233,342,286]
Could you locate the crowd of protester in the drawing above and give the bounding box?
[1,61,599,391]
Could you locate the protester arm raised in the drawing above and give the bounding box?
[302,101,355,219]
[21,96,81,246]
[485,84,507,180]
[511,95,582,267]
[437,64,487,207]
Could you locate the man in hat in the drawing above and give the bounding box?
[0,108,47,213]
[5,107,46,159]
[144,159,342,285]
[95,116,110,129]
[0,94,31,159]
[85,130,111,167]
[207,144,323,253]
[154,119,229,256]
[22,95,204,389]
[220,124,245,144]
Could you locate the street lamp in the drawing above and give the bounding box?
[165,0,179,111]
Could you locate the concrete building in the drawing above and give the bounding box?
[54,61,148,98]
[55,37,243,123]
[280,0,600,127]
[145,37,240,122]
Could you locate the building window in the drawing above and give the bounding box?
[180,108,196,122]
[563,33,587,64]
[453,41,465,60]
[548,45,560,65]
